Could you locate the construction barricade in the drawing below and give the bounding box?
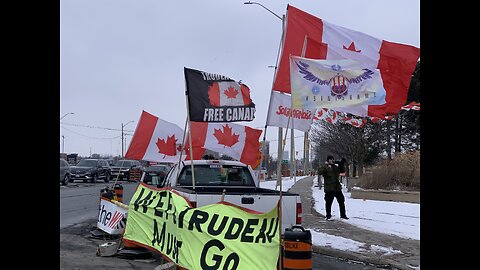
[113,183,123,203]
[283,225,312,270]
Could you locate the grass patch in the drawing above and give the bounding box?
[356,151,420,191]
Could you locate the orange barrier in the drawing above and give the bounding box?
[283,226,312,270]
[113,184,123,203]
[129,169,142,181]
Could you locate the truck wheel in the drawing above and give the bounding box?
[104,173,110,183]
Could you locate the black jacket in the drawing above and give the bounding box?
[318,163,342,192]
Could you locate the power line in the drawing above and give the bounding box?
[60,125,123,140]
[60,122,135,132]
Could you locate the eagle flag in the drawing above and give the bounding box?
[272,5,420,118]
[290,56,386,110]
[184,67,256,122]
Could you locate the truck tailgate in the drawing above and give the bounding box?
[173,187,301,232]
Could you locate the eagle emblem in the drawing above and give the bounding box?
[295,60,375,98]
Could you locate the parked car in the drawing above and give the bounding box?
[60,158,71,186]
[69,159,111,183]
[142,164,171,186]
[110,159,144,181]
[106,159,116,166]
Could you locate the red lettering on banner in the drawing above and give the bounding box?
[275,105,313,120]
[108,211,124,228]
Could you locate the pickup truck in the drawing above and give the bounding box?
[155,159,302,233]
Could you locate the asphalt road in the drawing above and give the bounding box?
[60,181,139,228]
[59,181,389,269]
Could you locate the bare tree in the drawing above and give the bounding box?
[310,119,382,176]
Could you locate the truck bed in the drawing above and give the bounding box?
[173,186,299,196]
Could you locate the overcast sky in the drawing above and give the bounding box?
[60,0,420,158]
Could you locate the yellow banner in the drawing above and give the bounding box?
[123,183,280,270]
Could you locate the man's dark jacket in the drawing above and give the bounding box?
[318,163,342,192]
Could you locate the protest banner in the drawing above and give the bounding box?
[123,183,280,269]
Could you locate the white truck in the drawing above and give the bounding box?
[157,159,303,234]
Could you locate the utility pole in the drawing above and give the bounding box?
[121,121,134,158]
[277,127,283,182]
[121,123,124,158]
[304,132,309,173]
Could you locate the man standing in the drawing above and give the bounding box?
[318,155,349,220]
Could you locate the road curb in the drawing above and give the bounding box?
[313,246,414,270]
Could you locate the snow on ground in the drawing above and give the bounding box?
[260,175,420,254]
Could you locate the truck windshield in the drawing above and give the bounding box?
[178,165,255,187]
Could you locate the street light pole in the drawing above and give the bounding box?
[245,1,285,181]
[244,1,282,20]
[121,121,134,158]
[60,112,74,121]
[60,113,73,155]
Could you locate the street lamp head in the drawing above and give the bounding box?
[60,112,74,121]
[243,1,282,21]
[123,120,135,128]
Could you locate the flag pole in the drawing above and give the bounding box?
[291,118,296,183]
[184,68,196,190]
[301,36,312,176]
[275,14,287,270]
[175,117,188,181]
[287,36,308,185]
[262,9,287,189]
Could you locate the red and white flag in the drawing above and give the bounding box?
[401,101,420,111]
[272,5,420,118]
[125,110,185,163]
[187,122,262,167]
[313,108,341,124]
[344,116,367,128]
[266,91,315,132]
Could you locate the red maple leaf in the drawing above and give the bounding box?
[156,135,178,156]
[213,124,239,147]
[343,42,361,52]
[177,144,183,152]
[224,86,239,99]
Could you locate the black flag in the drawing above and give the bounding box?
[184,67,256,122]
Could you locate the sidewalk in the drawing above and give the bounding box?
[289,176,420,270]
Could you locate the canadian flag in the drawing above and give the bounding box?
[208,81,253,107]
[125,110,185,163]
[344,117,367,128]
[186,122,262,167]
[272,5,420,118]
[313,108,341,124]
[401,101,420,111]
